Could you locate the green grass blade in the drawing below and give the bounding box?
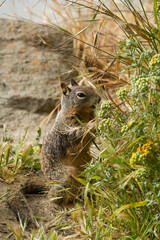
[153,0,160,28]
[112,201,147,219]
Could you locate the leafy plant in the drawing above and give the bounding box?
[61,0,160,239]
[0,128,41,183]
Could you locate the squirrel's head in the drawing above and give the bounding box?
[60,79,101,122]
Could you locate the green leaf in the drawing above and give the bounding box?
[113,201,147,219]
[153,0,160,28]
[72,176,87,186]
[5,145,11,165]
[125,135,145,150]
[91,176,102,180]
[57,26,73,36]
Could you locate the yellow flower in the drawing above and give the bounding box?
[142,141,153,149]
[128,122,133,126]
[34,146,40,152]
[152,54,158,59]
[140,142,153,156]
[153,60,157,64]
[130,152,136,167]
[131,152,136,159]
[137,147,141,153]
[141,150,149,157]
[129,142,153,167]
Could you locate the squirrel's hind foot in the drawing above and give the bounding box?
[48,180,81,207]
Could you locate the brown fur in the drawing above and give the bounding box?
[41,80,100,204]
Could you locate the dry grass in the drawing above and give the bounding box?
[43,0,154,100]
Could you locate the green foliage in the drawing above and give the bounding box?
[0,128,41,183]
[83,48,160,238]
[70,0,160,239]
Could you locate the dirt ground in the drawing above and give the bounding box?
[0,169,82,239]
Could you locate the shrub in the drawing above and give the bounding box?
[69,1,160,239]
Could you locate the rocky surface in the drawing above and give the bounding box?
[0,19,77,142]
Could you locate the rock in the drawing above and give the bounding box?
[4,95,58,113]
[0,19,77,141]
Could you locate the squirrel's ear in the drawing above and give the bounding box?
[70,79,78,86]
[61,83,71,96]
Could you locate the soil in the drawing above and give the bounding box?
[0,170,81,239]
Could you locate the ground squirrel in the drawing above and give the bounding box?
[41,79,101,205]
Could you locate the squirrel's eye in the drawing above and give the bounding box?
[77,92,86,98]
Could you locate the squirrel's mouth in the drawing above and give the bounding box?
[90,105,96,109]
